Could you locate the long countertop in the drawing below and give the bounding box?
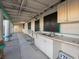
[37,33,79,47]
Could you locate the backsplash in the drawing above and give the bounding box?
[60,22,79,35]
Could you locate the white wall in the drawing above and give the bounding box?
[14,24,23,32]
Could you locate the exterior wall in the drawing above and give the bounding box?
[14,24,23,32]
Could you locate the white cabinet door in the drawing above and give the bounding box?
[34,34,61,59]
[68,0,79,22]
[45,38,53,59]
[57,1,68,23]
[37,34,53,59]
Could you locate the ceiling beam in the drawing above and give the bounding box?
[11,14,32,17]
[32,0,49,7]
[2,1,20,7]
[2,1,41,11]
[8,12,17,15]
[18,0,25,16]
[12,18,29,22]
[6,8,18,12]
[5,6,38,14]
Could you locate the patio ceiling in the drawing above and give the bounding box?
[2,0,61,23]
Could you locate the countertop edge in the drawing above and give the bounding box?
[37,33,79,47]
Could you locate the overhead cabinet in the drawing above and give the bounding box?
[57,1,67,23]
[57,0,79,23]
[68,0,79,22]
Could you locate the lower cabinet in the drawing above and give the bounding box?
[33,33,79,59]
[34,34,61,59]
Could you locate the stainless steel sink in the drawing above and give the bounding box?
[41,32,56,37]
[41,33,79,44]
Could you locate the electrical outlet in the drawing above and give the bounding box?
[58,51,74,59]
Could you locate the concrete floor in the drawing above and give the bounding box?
[4,33,49,59]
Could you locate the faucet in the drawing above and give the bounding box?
[50,32,55,37]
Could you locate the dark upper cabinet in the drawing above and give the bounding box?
[44,12,60,32]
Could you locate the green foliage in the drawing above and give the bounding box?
[0,0,11,20]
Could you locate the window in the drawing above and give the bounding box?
[23,23,25,29]
[28,22,31,30]
[35,20,40,31]
[44,12,60,32]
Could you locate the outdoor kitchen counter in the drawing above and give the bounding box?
[37,33,79,47]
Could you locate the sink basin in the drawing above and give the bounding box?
[41,33,56,37]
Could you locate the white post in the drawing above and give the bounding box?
[10,22,14,34]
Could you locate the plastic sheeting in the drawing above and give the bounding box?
[3,20,10,41]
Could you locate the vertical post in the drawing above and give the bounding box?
[0,10,3,41]
[10,22,14,34]
[31,19,35,32]
[0,10,4,59]
[40,16,44,32]
[25,23,28,34]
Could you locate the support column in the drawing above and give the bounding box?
[0,10,4,59]
[31,19,35,32]
[24,23,28,34]
[40,16,44,32]
[10,22,14,34]
[0,10,3,41]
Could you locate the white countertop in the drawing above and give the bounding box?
[37,33,79,47]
